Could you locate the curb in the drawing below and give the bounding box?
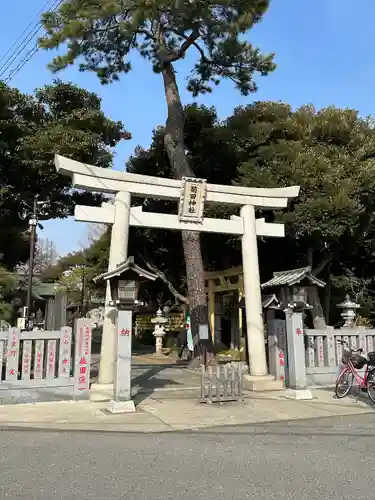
[134,385,200,394]
[1,408,374,435]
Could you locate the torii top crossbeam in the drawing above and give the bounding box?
[55,155,299,209]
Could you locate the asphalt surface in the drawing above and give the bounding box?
[1,413,375,500]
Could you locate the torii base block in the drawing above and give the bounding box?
[243,374,284,391]
[107,399,136,414]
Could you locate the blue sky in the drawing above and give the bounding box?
[1,0,375,256]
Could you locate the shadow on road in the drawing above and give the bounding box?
[318,385,375,410]
[132,362,198,404]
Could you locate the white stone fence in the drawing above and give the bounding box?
[268,319,375,386]
[0,318,92,404]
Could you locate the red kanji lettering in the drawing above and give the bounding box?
[296,328,302,336]
[63,338,69,344]
[120,328,130,337]
[80,366,87,374]
[79,357,87,365]
[279,352,284,359]
[78,375,86,384]
[63,359,69,365]
[279,359,285,367]
[9,369,15,376]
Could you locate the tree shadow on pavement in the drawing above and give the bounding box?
[318,385,375,410]
[131,362,199,405]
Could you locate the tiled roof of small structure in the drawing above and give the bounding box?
[261,266,325,289]
[238,294,280,309]
[94,256,157,283]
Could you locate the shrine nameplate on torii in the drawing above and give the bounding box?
[54,154,299,384]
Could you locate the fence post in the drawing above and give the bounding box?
[21,340,32,380]
[285,310,312,399]
[58,326,72,378]
[267,315,277,378]
[6,327,20,381]
[359,330,367,355]
[73,318,92,397]
[267,318,286,383]
[323,327,336,367]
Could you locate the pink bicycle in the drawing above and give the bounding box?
[335,339,375,403]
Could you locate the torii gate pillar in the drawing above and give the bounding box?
[241,204,268,377]
[99,191,130,384]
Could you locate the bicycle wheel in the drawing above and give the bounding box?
[335,368,354,398]
[366,370,375,404]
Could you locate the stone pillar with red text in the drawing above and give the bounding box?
[107,308,135,413]
[74,318,92,398]
[284,310,312,400]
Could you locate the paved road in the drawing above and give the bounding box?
[1,413,375,500]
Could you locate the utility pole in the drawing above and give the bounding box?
[25,196,38,330]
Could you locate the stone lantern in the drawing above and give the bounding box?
[261,266,326,400]
[151,308,168,355]
[94,257,157,413]
[337,295,360,327]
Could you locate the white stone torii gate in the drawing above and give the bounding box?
[54,154,299,390]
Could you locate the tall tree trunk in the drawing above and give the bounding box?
[323,263,332,324]
[161,62,214,359]
[307,248,330,328]
[307,287,327,329]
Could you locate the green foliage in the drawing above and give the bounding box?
[0,79,125,270]
[39,0,275,95]
[55,266,84,292]
[232,102,375,275]
[1,79,124,219]
[0,267,15,321]
[42,228,111,298]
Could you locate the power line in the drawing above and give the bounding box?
[1,0,64,83]
[0,0,55,67]
[0,23,46,77]
[4,47,39,84]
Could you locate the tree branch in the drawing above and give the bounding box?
[137,253,188,304]
[167,29,201,62]
[312,252,333,277]
[169,29,205,60]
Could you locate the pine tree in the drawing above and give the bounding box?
[39,0,275,353]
